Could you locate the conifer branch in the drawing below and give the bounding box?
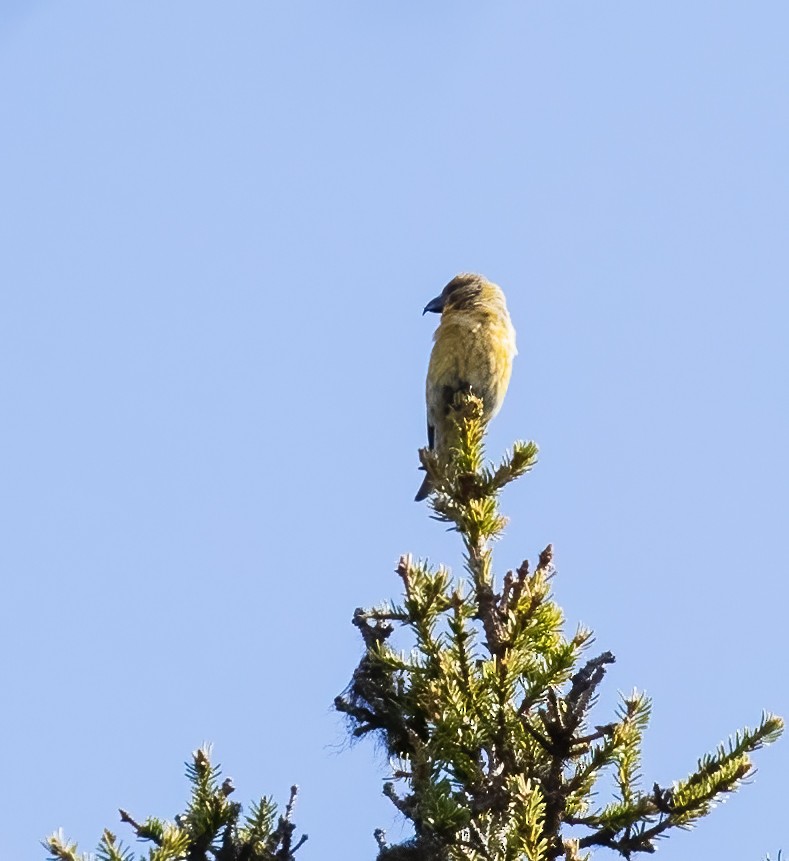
[44,749,305,861]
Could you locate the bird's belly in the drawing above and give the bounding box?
[427,325,513,423]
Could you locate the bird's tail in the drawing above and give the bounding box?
[414,472,432,502]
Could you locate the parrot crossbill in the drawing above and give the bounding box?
[416,273,517,501]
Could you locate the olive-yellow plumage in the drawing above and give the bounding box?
[416,273,517,501]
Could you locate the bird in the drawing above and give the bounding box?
[415,273,517,501]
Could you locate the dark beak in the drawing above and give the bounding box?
[422,294,445,315]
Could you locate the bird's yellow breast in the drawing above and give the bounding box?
[426,307,516,445]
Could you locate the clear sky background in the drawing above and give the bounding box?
[1,3,787,859]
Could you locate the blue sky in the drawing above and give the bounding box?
[1,3,787,859]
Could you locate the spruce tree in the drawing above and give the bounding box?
[45,394,781,861]
[335,393,783,860]
[44,746,307,861]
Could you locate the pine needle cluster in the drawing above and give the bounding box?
[44,746,306,861]
[335,394,783,861]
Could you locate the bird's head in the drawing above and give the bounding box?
[423,273,504,315]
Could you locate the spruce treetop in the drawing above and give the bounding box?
[336,393,783,861]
